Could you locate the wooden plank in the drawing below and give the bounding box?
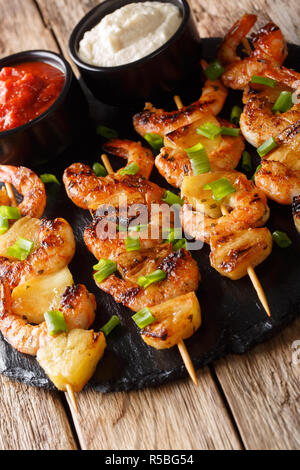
[0,0,58,57]
[67,367,242,450]
[189,0,300,45]
[214,318,300,450]
[0,375,77,450]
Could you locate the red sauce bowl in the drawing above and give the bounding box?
[0,50,88,167]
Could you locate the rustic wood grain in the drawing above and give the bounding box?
[0,375,77,450]
[214,317,300,450]
[67,367,242,450]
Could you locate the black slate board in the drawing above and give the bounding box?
[0,39,299,392]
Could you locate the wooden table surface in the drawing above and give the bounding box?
[0,0,299,451]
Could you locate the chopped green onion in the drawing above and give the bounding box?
[252,164,262,181]
[138,269,166,288]
[251,75,277,88]
[100,315,121,336]
[144,133,164,150]
[185,142,211,175]
[125,236,141,252]
[0,205,21,220]
[272,91,293,113]
[230,106,242,126]
[119,162,139,175]
[242,151,253,172]
[44,310,67,336]
[0,217,9,235]
[93,259,117,283]
[163,227,182,243]
[128,223,148,233]
[204,61,225,81]
[220,126,240,136]
[132,307,155,329]
[92,162,108,177]
[173,238,187,251]
[96,125,118,139]
[257,137,278,157]
[272,230,292,248]
[203,177,236,202]
[162,190,184,206]
[40,173,60,185]
[6,237,34,260]
[196,122,221,140]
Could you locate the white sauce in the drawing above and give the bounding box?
[78,2,182,67]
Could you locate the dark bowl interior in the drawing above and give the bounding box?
[0,50,89,168]
[69,0,202,108]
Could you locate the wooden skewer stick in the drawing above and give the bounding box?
[3,182,80,412]
[100,150,198,385]
[219,204,271,317]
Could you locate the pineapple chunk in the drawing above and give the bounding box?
[11,267,74,324]
[181,173,223,218]
[210,227,272,280]
[141,292,201,349]
[0,216,41,259]
[37,329,106,392]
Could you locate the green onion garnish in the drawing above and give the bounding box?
[44,310,68,336]
[185,142,211,175]
[204,61,225,81]
[40,174,60,185]
[203,177,236,201]
[272,230,292,248]
[257,137,278,157]
[242,151,253,172]
[96,125,118,139]
[100,315,121,336]
[132,307,155,329]
[92,162,108,177]
[93,259,117,283]
[119,162,139,176]
[196,122,221,140]
[0,217,9,235]
[251,75,277,88]
[125,237,141,252]
[0,205,21,220]
[144,133,164,150]
[162,190,184,206]
[6,237,34,260]
[220,126,240,137]
[252,164,262,181]
[138,269,166,288]
[230,106,242,126]
[272,91,293,113]
[173,238,187,251]
[163,227,182,243]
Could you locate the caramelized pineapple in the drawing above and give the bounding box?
[141,292,201,349]
[37,329,106,392]
[210,227,272,280]
[11,267,74,324]
[0,216,41,259]
[181,174,222,218]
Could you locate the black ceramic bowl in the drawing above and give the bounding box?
[69,0,202,107]
[0,50,89,168]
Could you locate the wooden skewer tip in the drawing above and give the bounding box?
[66,384,78,413]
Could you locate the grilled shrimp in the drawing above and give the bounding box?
[103,139,154,179]
[240,69,300,147]
[255,160,300,205]
[96,245,200,312]
[219,15,288,89]
[0,165,46,218]
[180,171,269,243]
[0,281,96,356]
[133,78,228,137]
[0,217,76,289]
[156,118,244,188]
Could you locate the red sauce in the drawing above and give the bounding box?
[0,61,65,132]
